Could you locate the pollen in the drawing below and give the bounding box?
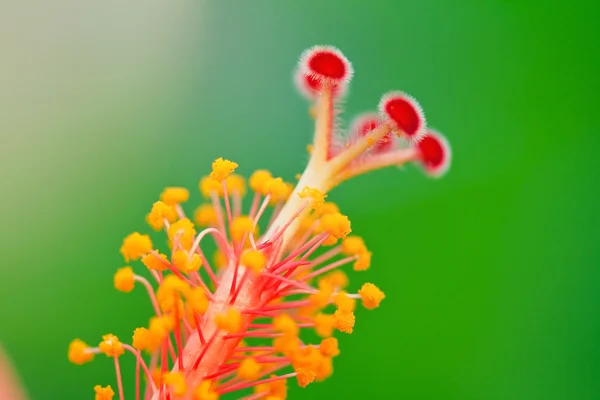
[333,310,355,334]
[194,204,217,227]
[187,287,209,314]
[249,169,273,193]
[94,385,114,400]
[164,372,187,397]
[320,337,340,357]
[68,339,94,365]
[132,327,151,352]
[319,270,349,289]
[160,187,190,206]
[353,251,372,271]
[320,212,351,239]
[333,291,356,312]
[173,249,202,274]
[141,252,168,271]
[147,201,177,231]
[230,215,256,242]
[99,334,124,357]
[341,236,367,255]
[168,218,197,249]
[313,313,335,337]
[295,367,316,388]
[120,232,152,262]
[200,176,223,198]
[298,186,327,210]
[358,283,386,310]
[113,266,134,292]
[193,380,219,400]
[273,314,299,336]
[237,357,262,380]
[210,157,238,182]
[241,249,267,273]
[274,334,300,357]
[225,174,246,196]
[254,376,288,398]
[215,308,242,333]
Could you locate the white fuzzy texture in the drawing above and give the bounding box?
[298,45,354,84]
[420,129,452,178]
[378,90,427,142]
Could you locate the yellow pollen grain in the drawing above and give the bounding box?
[358,282,386,309]
[210,158,238,182]
[113,267,135,292]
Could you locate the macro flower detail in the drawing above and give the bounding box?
[69,45,451,399]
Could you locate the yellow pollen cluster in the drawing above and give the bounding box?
[94,385,114,400]
[210,158,238,182]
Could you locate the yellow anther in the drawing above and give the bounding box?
[168,218,197,250]
[226,174,247,196]
[68,339,94,365]
[298,187,326,210]
[148,316,175,350]
[142,252,169,271]
[237,357,262,380]
[306,144,313,154]
[319,212,351,239]
[164,372,187,397]
[193,380,219,400]
[313,313,335,337]
[358,283,386,309]
[132,327,151,352]
[241,250,267,274]
[341,236,367,255]
[173,249,202,274]
[309,282,334,309]
[187,287,209,314]
[147,201,177,231]
[213,249,228,269]
[264,177,291,203]
[318,270,348,289]
[249,170,273,193]
[210,158,238,182]
[353,251,372,271]
[317,201,340,217]
[333,291,356,312]
[94,385,114,400]
[120,232,153,262]
[98,334,124,357]
[296,367,316,388]
[230,215,256,242]
[272,314,298,336]
[113,267,134,292]
[254,375,287,398]
[160,187,190,206]
[273,334,300,357]
[333,310,355,334]
[215,308,242,333]
[313,356,333,381]
[200,176,223,198]
[319,337,340,357]
[194,204,217,227]
[156,275,190,314]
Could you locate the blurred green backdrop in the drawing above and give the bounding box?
[1,0,599,399]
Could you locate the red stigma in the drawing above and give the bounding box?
[379,92,425,140]
[416,130,451,177]
[295,70,347,100]
[300,46,353,84]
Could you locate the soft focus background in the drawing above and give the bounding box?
[1,0,599,399]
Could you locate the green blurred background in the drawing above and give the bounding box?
[1,0,599,399]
